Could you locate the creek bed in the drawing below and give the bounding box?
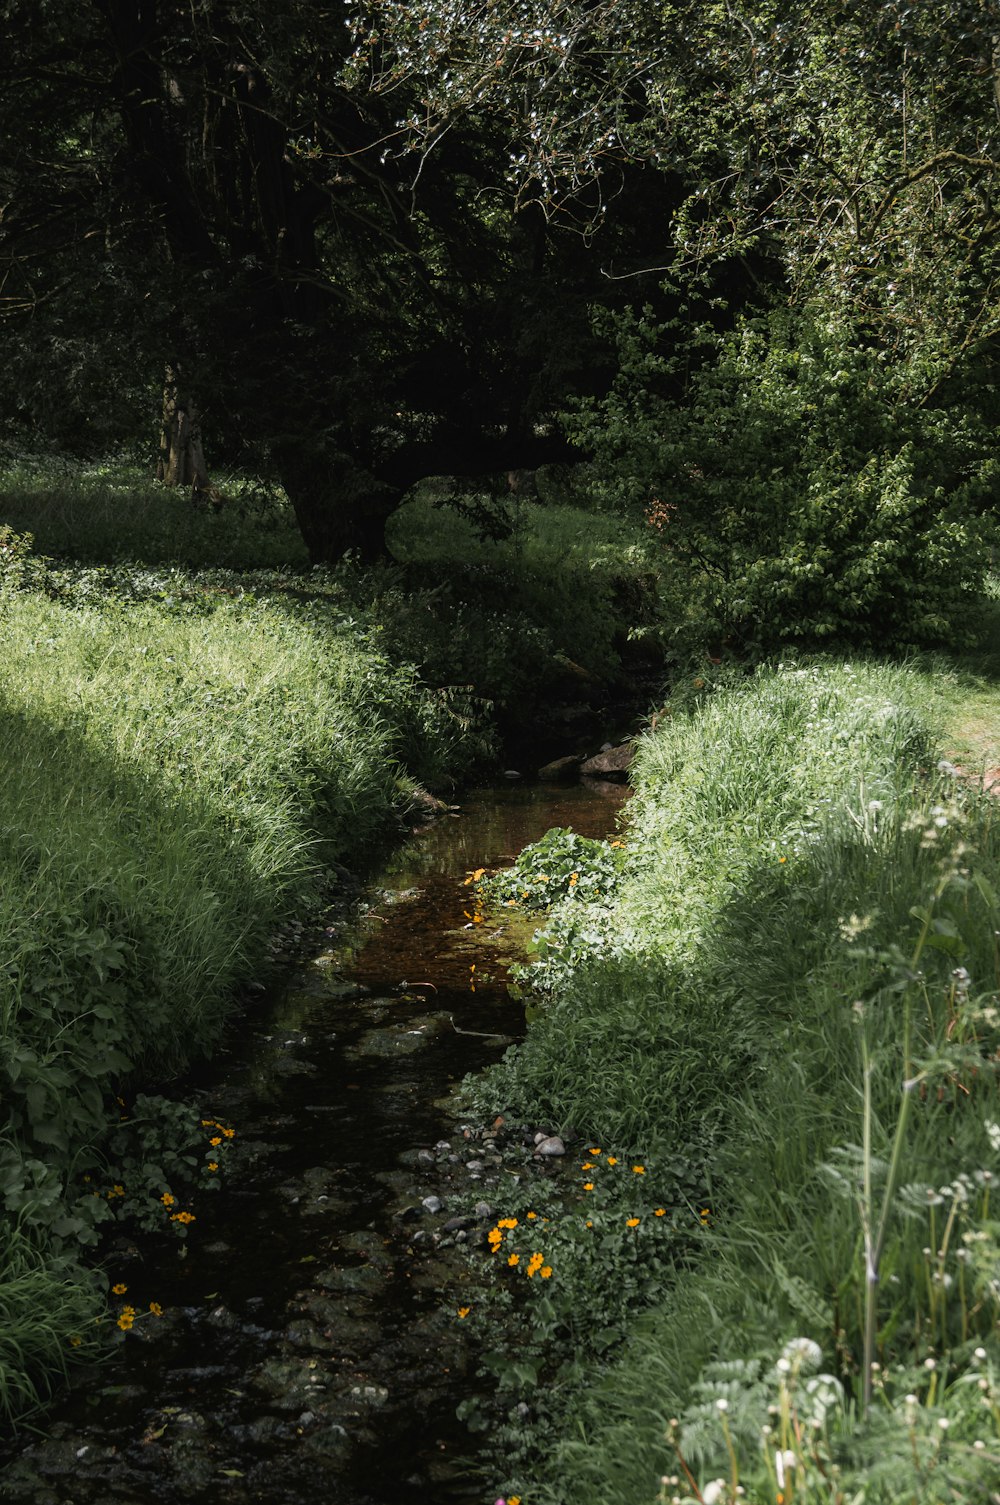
[1,778,627,1505]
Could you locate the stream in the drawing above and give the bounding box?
[1,777,627,1505]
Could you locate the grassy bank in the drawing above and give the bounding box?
[0,530,482,1420]
[464,654,1000,1504]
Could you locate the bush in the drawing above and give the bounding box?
[569,307,990,657]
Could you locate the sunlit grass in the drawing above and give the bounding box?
[469,656,1000,1504]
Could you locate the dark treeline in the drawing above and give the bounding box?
[3,1,1000,649]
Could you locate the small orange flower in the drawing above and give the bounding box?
[209,1136,222,1147]
[626,1217,640,1228]
[655,1208,666,1217]
[207,1162,219,1172]
[632,1165,645,1175]
[508,1253,520,1267]
[221,1127,235,1138]
[111,1282,127,1295]
[583,1182,594,1192]
[160,1192,175,1207]
[526,1211,537,1220]
[149,1302,164,1317]
[457,1306,471,1319]
[540,1267,552,1280]
[606,1156,618,1166]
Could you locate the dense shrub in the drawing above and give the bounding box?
[569,308,991,657]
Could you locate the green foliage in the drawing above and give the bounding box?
[0,1219,103,1428]
[482,826,628,912]
[386,492,659,718]
[456,1143,709,1490]
[571,308,991,657]
[0,457,308,570]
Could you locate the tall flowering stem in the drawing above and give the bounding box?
[860,891,934,1415]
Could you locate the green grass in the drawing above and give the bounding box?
[465,655,1000,1504]
[0,555,487,1426]
[0,453,308,569]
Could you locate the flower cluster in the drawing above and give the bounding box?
[487,1216,553,1279]
[108,1281,166,1337]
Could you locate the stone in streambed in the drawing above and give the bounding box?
[579,741,634,777]
[533,1135,566,1157]
[538,754,584,780]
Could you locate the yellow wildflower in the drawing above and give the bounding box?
[209,1136,222,1147]
[207,1162,219,1172]
[654,1208,666,1217]
[583,1183,594,1192]
[111,1283,127,1295]
[508,1253,519,1267]
[170,1210,196,1225]
[498,1217,518,1229]
[606,1156,618,1166]
[540,1267,552,1280]
[589,1148,602,1156]
[160,1192,175,1206]
[117,1313,134,1331]
[149,1302,164,1317]
[626,1217,640,1228]
[457,1306,471,1319]
[221,1127,235,1138]
[632,1165,645,1175]
[526,1211,537,1220]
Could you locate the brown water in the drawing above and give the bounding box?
[0,779,627,1505]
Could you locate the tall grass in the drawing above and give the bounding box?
[0,566,483,1425]
[470,659,1000,1504]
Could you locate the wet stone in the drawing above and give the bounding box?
[298,1422,353,1463]
[313,1263,389,1296]
[343,1027,429,1059]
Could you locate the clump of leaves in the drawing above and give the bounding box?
[482,826,628,912]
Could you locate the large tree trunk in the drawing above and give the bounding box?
[157,365,212,496]
[274,441,399,563]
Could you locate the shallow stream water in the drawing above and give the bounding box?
[1,778,627,1505]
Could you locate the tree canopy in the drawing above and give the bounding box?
[2,0,999,575]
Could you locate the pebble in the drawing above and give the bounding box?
[421,1195,443,1214]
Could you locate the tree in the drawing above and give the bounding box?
[1,0,686,559]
